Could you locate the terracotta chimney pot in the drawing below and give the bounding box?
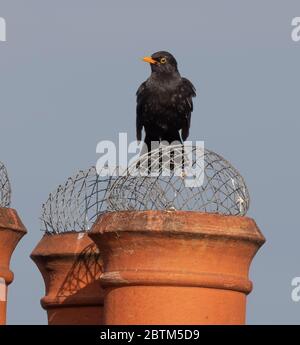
[90,210,265,325]
[0,208,27,325]
[31,232,104,325]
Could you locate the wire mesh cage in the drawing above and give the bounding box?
[41,166,117,234]
[0,161,11,208]
[107,145,250,216]
[41,145,250,233]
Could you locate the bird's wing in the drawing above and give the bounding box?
[136,81,147,141]
[177,78,196,141]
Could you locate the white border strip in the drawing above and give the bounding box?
[0,277,6,302]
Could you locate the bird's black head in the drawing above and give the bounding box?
[143,51,178,74]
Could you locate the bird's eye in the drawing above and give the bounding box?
[160,57,167,64]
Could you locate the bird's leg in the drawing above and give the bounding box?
[180,144,186,178]
[170,147,175,171]
[144,137,159,176]
[168,137,182,172]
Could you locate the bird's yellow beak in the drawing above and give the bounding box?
[142,56,157,64]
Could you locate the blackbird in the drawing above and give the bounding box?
[136,51,196,152]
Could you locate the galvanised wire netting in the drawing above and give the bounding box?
[41,145,250,234]
[107,145,250,216]
[0,161,11,208]
[41,166,117,234]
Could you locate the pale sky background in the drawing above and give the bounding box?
[0,0,300,324]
